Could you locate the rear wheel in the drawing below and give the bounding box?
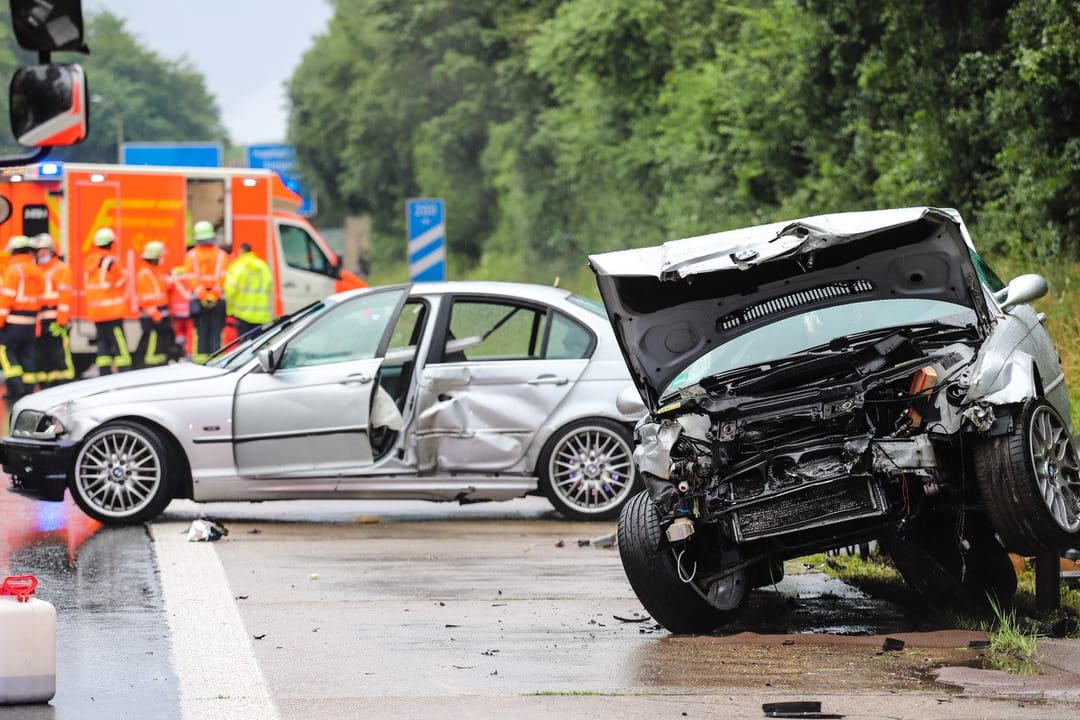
[974,398,1080,555]
[538,418,637,520]
[70,421,176,524]
[617,491,746,634]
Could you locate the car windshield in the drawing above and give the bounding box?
[666,298,977,395]
[205,301,327,369]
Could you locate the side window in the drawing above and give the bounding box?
[545,312,594,359]
[280,290,404,369]
[386,300,427,360]
[447,299,544,361]
[278,223,333,276]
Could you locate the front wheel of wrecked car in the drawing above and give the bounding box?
[617,491,745,634]
[71,421,176,525]
[974,398,1080,555]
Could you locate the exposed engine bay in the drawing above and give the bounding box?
[633,326,995,592]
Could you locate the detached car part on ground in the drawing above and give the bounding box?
[591,207,1080,634]
[1,282,642,524]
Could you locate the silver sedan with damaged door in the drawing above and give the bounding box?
[2,281,643,524]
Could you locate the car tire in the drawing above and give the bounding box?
[883,514,1016,614]
[70,420,176,525]
[973,398,1080,555]
[617,491,745,634]
[538,418,638,521]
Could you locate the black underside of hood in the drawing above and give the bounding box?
[589,209,989,409]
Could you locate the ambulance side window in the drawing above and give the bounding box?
[279,223,333,277]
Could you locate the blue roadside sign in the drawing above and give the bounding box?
[245,144,317,216]
[406,198,446,282]
[123,142,222,167]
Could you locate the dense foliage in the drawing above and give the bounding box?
[0,9,226,162]
[287,0,1080,280]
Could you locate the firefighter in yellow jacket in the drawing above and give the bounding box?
[224,242,274,337]
[0,235,44,407]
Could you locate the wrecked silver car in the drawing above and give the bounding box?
[590,207,1080,633]
[2,282,641,524]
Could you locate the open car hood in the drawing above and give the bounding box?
[589,207,991,409]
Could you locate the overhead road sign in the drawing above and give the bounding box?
[245,143,317,216]
[122,142,222,168]
[407,198,446,282]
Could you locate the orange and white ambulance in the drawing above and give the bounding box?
[0,161,366,373]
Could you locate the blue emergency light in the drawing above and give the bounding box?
[37,162,63,177]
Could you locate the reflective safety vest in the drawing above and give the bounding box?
[136,260,169,318]
[168,266,194,318]
[0,253,44,330]
[39,256,73,325]
[84,247,128,323]
[223,251,274,325]
[183,245,229,304]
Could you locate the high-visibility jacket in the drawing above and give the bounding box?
[223,251,274,325]
[0,253,44,331]
[136,260,169,322]
[83,247,128,322]
[39,256,73,326]
[167,265,193,318]
[183,244,229,305]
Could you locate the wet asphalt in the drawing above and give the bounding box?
[3,489,1080,719]
[0,494,180,720]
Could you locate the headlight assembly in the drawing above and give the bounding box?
[11,407,69,440]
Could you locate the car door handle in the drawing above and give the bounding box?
[342,373,372,386]
[283,282,297,289]
[528,374,568,386]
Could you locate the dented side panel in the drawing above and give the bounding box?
[414,359,587,472]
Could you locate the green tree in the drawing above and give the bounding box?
[51,11,226,163]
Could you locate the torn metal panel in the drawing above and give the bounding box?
[871,435,939,470]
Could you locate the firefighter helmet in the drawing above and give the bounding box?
[6,235,32,252]
[142,241,165,261]
[94,227,117,247]
[193,221,216,244]
[34,233,57,252]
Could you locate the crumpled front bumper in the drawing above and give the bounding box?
[1,437,78,501]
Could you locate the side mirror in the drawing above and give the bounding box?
[616,384,647,417]
[994,273,1048,311]
[256,346,279,373]
[10,63,88,147]
[10,0,88,52]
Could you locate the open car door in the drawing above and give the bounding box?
[232,287,409,477]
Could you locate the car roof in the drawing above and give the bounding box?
[327,280,580,306]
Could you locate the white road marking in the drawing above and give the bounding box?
[151,522,279,720]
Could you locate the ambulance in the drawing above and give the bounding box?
[0,161,366,374]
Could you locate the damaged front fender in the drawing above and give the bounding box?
[967,349,1037,406]
[633,413,711,479]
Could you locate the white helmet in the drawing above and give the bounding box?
[34,233,57,252]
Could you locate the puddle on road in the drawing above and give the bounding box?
[0,492,102,576]
[622,563,999,694]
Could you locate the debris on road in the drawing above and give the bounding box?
[882,637,905,652]
[186,518,228,542]
[591,531,616,548]
[613,613,650,623]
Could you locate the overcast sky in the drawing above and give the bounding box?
[83,0,334,146]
